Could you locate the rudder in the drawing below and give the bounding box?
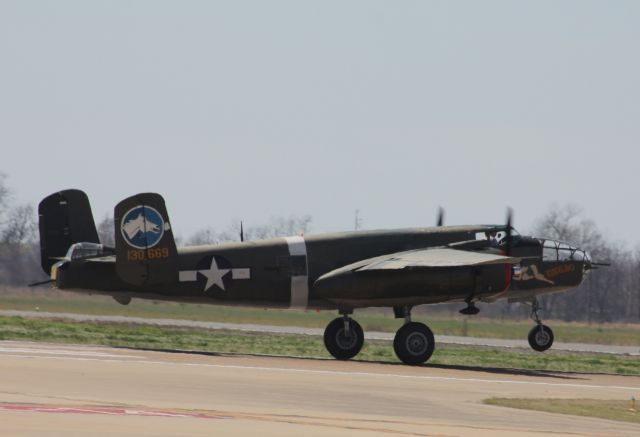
[114,193,179,286]
[38,189,100,274]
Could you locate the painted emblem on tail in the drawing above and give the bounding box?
[120,205,166,249]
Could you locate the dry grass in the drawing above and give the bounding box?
[484,398,640,424]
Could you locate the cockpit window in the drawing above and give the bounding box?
[65,242,105,260]
[541,239,590,263]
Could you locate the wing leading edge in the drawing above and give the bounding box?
[354,248,521,271]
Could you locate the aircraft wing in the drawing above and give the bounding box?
[354,248,520,271]
[312,247,522,308]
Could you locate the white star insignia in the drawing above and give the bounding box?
[199,257,230,291]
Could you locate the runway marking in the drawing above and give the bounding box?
[0,346,140,359]
[0,404,228,420]
[0,404,466,436]
[2,351,639,392]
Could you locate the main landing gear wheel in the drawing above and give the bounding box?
[528,324,554,352]
[324,317,364,360]
[393,322,435,365]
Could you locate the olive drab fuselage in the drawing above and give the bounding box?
[53,226,590,311]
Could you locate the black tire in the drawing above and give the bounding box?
[393,322,435,365]
[528,324,554,352]
[323,317,364,360]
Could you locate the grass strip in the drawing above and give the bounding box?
[484,398,640,424]
[2,292,640,346]
[1,316,638,375]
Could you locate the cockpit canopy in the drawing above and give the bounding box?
[65,242,111,261]
[541,239,591,263]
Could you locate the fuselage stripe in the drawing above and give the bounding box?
[284,236,309,309]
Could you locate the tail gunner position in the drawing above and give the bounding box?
[38,190,596,365]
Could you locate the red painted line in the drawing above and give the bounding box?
[0,404,226,420]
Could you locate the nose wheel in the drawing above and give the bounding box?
[323,316,364,360]
[527,298,554,352]
[528,324,554,351]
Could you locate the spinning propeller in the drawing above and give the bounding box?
[436,207,444,227]
[504,207,513,256]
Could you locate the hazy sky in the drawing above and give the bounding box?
[1,1,639,245]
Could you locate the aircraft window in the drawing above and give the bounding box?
[542,240,559,261]
[66,242,105,260]
[543,246,558,261]
[571,250,585,261]
[557,243,575,261]
[541,240,589,262]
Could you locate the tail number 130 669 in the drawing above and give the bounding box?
[127,248,170,261]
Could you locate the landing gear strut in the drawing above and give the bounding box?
[392,306,435,365]
[323,313,364,360]
[527,298,554,352]
[322,307,436,365]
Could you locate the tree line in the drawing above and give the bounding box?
[0,174,637,323]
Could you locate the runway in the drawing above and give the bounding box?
[0,341,639,436]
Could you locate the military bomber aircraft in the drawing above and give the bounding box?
[38,190,595,365]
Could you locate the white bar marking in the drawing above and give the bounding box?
[179,271,197,282]
[285,236,309,309]
[232,268,251,280]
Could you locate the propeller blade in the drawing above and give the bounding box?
[436,207,444,227]
[240,221,244,242]
[505,207,513,256]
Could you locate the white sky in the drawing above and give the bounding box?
[1,1,639,245]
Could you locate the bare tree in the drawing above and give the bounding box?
[0,173,40,285]
[187,227,220,246]
[531,203,637,322]
[187,215,312,246]
[1,204,36,245]
[97,214,115,247]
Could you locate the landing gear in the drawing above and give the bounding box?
[528,324,554,352]
[393,322,435,365]
[323,315,364,360]
[527,298,554,352]
[322,307,436,365]
[392,306,435,365]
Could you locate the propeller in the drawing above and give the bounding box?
[504,207,513,256]
[240,221,244,242]
[436,207,444,227]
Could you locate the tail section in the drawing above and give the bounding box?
[114,193,179,286]
[38,189,100,274]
